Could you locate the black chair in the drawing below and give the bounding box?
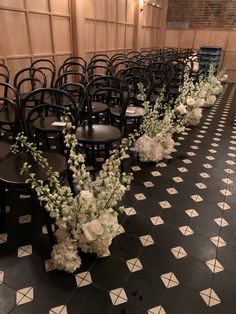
[58,61,86,77]
[76,76,128,164]
[90,54,110,62]
[147,61,174,103]
[55,71,88,88]
[0,141,11,160]
[0,82,21,137]
[13,67,47,105]
[63,56,87,69]
[31,59,56,88]
[21,88,78,154]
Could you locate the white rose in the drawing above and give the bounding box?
[176,103,187,115]
[82,219,104,242]
[196,98,205,107]
[206,95,216,106]
[198,90,207,98]
[186,96,195,107]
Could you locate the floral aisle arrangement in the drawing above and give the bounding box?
[200,64,224,107]
[175,71,203,127]
[135,86,184,163]
[12,126,133,273]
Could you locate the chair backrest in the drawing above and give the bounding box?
[59,82,86,122]
[90,54,110,62]
[86,76,129,128]
[58,61,86,77]
[147,61,174,91]
[14,67,47,96]
[117,66,153,102]
[84,65,114,81]
[0,64,10,83]
[63,56,87,69]
[21,88,79,141]
[55,71,88,87]
[31,59,56,88]
[0,82,21,133]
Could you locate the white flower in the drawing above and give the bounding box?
[81,219,104,242]
[186,96,195,107]
[176,103,187,115]
[198,90,207,98]
[211,86,223,96]
[79,190,94,203]
[196,98,205,107]
[205,95,216,107]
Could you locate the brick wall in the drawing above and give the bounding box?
[166,0,236,29]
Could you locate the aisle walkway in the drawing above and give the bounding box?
[1,84,236,314]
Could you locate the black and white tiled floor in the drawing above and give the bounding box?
[1,84,236,314]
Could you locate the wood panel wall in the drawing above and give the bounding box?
[0,0,73,82]
[164,29,236,82]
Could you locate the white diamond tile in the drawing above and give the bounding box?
[16,286,34,305]
[187,152,196,156]
[17,245,32,257]
[150,216,164,225]
[222,178,233,184]
[171,246,187,259]
[49,305,68,314]
[195,183,207,189]
[126,258,143,272]
[151,171,161,177]
[144,181,154,188]
[220,189,232,196]
[0,233,7,244]
[217,202,231,210]
[0,271,4,284]
[148,305,166,314]
[166,188,178,195]
[172,176,183,183]
[185,209,199,217]
[157,162,167,168]
[178,167,188,173]
[75,271,92,287]
[199,173,210,178]
[210,236,226,247]
[161,272,179,288]
[200,288,221,307]
[179,225,194,236]
[124,207,137,216]
[206,156,215,161]
[203,163,212,169]
[182,159,192,164]
[224,168,234,174]
[134,193,146,201]
[45,259,56,272]
[191,195,203,202]
[214,217,229,227]
[109,288,128,305]
[139,235,155,246]
[19,215,31,224]
[131,166,141,171]
[159,201,171,209]
[206,259,224,273]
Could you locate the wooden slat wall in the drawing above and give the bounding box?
[140,4,164,50]
[83,0,136,62]
[164,29,236,82]
[0,0,73,82]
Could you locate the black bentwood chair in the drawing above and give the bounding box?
[76,76,129,164]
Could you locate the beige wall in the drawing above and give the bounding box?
[164,29,236,82]
[71,0,167,63]
[0,0,73,82]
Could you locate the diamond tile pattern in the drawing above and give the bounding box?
[1,85,236,313]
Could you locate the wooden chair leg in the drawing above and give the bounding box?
[0,184,6,233]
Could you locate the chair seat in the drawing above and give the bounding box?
[92,102,108,113]
[0,151,67,187]
[76,124,121,144]
[110,106,145,118]
[33,116,65,132]
[0,141,11,160]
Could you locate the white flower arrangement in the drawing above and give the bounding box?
[12,124,133,273]
[135,85,184,163]
[201,64,224,107]
[175,71,203,126]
